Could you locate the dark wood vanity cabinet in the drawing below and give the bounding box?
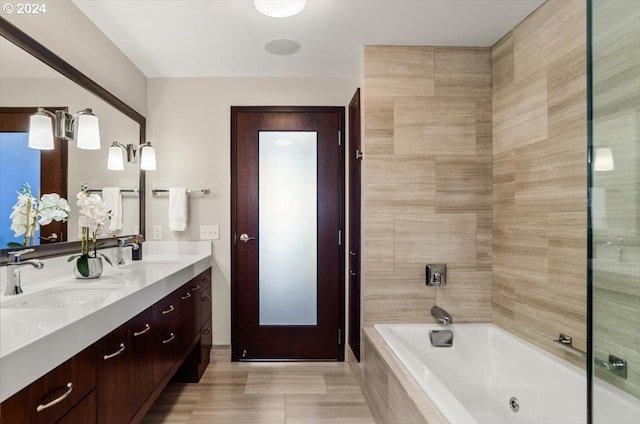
[0,267,213,424]
[0,344,98,424]
[128,307,155,418]
[96,323,131,424]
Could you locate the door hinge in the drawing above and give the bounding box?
[233,232,237,244]
[338,130,341,146]
[338,329,342,345]
[355,149,364,160]
[338,230,342,246]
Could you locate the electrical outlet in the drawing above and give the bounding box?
[153,225,162,240]
[200,225,219,240]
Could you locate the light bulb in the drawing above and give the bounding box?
[107,145,125,170]
[28,113,55,150]
[76,111,100,150]
[140,145,156,171]
[594,147,614,171]
[254,0,305,17]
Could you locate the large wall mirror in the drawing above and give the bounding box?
[0,17,145,263]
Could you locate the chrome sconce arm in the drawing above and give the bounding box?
[108,141,156,171]
[29,107,100,150]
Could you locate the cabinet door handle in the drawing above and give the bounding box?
[133,324,151,337]
[203,327,211,335]
[161,305,175,315]
[103,343,126,360]
[181,292,192,300]
[191,284,201,292]
[162,332,176,344]
[202,295,211,301]
[36,382,73,412]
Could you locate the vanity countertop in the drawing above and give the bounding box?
[0,241,212,403]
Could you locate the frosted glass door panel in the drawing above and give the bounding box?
[259,131,318,326]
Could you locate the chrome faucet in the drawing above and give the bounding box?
[4,249,44,295]
[431,305,453,325]
[116,237,139,265]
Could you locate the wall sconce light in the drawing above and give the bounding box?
[594,147,614,171]
[108,141,156,171]
[254,0,306,17]
[28,107,101,150]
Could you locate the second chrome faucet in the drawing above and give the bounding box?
[116,237,140,265]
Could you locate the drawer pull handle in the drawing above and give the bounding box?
[36,382,73,412]
[191,284,201,292]
[202,295,211,301]
[161,305,175,315]
[203,327,211,335]
[104,343,126,360]
[181,292,192,300]
[162,333,176,344]
[134,324,151,337]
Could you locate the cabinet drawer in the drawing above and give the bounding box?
[198,285,212,330]
[55,390,96,424]
[190,269,211,294]
[0,345,97,424]
[152,291,180,327]
[152,317,183,386]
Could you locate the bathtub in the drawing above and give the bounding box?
[369,323,640,424]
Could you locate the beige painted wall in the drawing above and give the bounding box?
[3,0,147,114]
[362,46,493,327]
[491,0,588,366]
[146,77,356,344]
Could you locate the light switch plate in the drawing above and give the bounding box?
[200,225,219,240]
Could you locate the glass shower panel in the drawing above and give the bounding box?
[258,131,318,326]
[590,0,640,421]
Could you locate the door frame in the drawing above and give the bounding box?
[230,106,345,361]
[347,89,362,361]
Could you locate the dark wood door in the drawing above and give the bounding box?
[231,106,345,361]
[348,89,362,362]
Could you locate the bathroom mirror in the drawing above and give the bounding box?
[0,17,146,263]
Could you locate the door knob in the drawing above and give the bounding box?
[239,233,255,243]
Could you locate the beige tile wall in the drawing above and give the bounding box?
[362,0,589,370]
[491,0,588,366]
[363,46,493,327]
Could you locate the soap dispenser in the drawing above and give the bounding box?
[132,234,143,261]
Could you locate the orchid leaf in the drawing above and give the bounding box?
[76,255,89,277]
[100,253,113,267]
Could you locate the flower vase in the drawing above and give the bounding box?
[74,257,104,279]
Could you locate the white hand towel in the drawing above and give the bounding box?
[169,187,188,231]
[102,187,122,232]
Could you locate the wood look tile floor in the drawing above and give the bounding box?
[141,361,375,424]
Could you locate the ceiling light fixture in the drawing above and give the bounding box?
[254,0,306,17]
[265,38,302,55]
[108,141,157,171]
[28,107,101,150]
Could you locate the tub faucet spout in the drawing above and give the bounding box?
[431,306,453,325]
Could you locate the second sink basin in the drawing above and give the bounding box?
[1,284,121,309]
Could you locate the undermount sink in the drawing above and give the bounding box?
[119,259,181,269]
[1,284,120,309]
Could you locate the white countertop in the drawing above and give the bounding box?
[0,241,212,402]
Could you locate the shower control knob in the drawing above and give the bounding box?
[239,233,255,243]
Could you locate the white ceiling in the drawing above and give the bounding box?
[72,0,545,79]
